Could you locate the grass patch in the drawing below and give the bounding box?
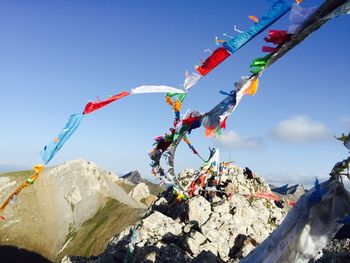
[82,215,108,245]
[58,198,146,261]
[63,225,77,245]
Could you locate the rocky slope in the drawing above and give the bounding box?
[64,163,295,262]
[0,159,147,262]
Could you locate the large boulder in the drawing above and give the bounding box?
[129,182,150,201]
[141,211,183,238]
[188,195,211,226]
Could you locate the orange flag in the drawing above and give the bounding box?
[248,15,259,23]
[243,77,259,96]
[0,164,44,213]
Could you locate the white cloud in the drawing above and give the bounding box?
[270,114,332,143]
[214,130,264,150]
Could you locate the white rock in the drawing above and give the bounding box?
[218,242,230,261]
[186,231,207,255]
[129,182,150,201]
[199,241,218,256]
[201,213,222,242]
[212,200,230,215]
[232,207,253,228]
[188,196,211,226]
[241,242,256,257]
[141,211,182,238]
[154,197,167,207]
[145,251,157,262]
[61,256,73,263]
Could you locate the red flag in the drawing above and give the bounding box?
[196,47,231,76]
[262,46,278,53]
[264,30,290,45]
[254,191,280,202]
[220,117,228,129]
[83,91,130,114]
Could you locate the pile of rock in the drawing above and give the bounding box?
[69,163,294,263]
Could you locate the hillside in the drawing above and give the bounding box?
[0,159,148,262]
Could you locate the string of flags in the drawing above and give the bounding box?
[149,0,349,199]
[1,0,349,219]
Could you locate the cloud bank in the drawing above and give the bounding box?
[270,114,332,143]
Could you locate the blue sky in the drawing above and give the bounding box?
[0,0,349,186]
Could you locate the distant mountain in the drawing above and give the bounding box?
[0,164,30,173]
[0,159,147,262]
[121,170,146,185]
[271,184,305,202]
[121,170,164,196]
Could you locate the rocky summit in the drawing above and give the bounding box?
[64,163,295,263]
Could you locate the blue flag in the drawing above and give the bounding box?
[223,0,291,54]
[40,113,84,165]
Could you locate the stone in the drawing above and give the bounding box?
[141,211,182,238]
[185,231,207,255]
[201,213,223,242]
[154,197,167,207]
[61,256,72,263]
[218,243,230,261]
[145,251,156,262]
[188,195,211,226]
[241,242,256,257]
[152,197,170,215]
[213,200,230,215]
[199,241,218,256]
[183,223,194,233]
[129,182,150,201]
